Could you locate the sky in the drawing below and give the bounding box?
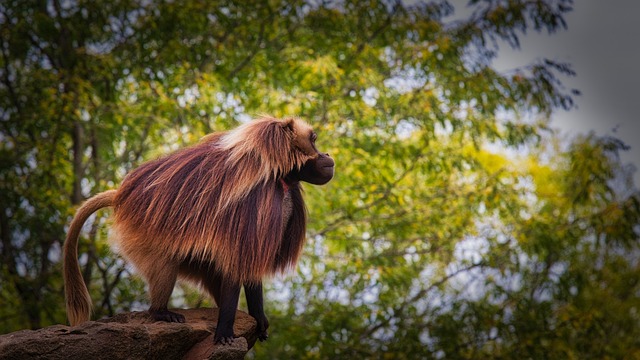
[486,1,640,185]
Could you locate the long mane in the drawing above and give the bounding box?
[112,117,312,284]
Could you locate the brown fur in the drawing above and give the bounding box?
[63,116,315,326]
[63,190,117,326]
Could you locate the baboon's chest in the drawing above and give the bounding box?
[281,189,293,232]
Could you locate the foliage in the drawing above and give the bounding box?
[1,0,638,358]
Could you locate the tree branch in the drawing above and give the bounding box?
[358,261,486,341]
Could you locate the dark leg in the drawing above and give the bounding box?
[146,264,185,323]
[178,258,223,307]
[214,276,241,345]
[244,282,269,341]
[201,271,224,307]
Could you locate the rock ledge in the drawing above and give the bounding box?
[0,308,257,360]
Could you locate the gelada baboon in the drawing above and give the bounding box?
[64,116,335,344]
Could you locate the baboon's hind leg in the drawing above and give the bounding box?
[144,260,185,323]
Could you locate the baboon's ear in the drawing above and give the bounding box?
[281,117,295,133]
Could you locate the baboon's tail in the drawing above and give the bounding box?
[63,190,116,326]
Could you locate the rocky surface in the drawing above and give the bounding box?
[0,308,257,360]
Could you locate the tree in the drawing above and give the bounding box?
[1,0,638,358]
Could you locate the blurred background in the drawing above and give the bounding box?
[1,0,638,358]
